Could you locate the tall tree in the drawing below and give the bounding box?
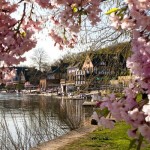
[31,48,49,71]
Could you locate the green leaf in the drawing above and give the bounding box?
[96,108,109,117]
[136,93,143,103]
[102,108,109,117]
[105,8,120,15]
[128,139,137,150]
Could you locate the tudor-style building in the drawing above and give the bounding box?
[74,53,127,90]
[37,48,128,94]
[60,53,127,94]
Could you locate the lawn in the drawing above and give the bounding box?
[59,122,150,150]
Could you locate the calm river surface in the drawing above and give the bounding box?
[0,93,93,150]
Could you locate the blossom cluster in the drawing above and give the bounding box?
[3,68,16,81]
[0,0,37,65]
[0,0,102,65]
[39,0,102,49]
[1,0,150,147]
[92,0,150,147]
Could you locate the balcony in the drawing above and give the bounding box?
[66,80,75,85]
[60,79,66,84]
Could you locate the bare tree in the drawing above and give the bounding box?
[41,62,52,73]
[31,48,49,71]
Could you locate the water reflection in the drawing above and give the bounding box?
[59,98,84,129]
[0,94,93,150]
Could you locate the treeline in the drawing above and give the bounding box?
[53,42,131,67]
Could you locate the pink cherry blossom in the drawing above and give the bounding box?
[142,103,150,122]
[139,124,150,141]
[1,0,150,148]
[100,117,115,129]
[127,128,138,138]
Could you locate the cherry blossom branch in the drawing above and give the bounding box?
[16,2,26,33]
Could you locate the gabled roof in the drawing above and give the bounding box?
[9,67,29,80]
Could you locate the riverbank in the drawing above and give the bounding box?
[30,124,97,150]
[43,122,150,150]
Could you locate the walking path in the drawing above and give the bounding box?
[30,125,97,150]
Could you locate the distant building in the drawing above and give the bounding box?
[40,51,128,94]
[39,63,69,91]
[60,53,127,93]
[0,67,29,85]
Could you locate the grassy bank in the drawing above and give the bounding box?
[59,122,150,150]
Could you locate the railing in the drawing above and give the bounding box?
[60,79,66,84]
[87,84,124,93]
[66,80,75,85]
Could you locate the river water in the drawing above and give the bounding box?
[0,93,93,150]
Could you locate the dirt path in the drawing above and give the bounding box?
[30,125,97,150]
